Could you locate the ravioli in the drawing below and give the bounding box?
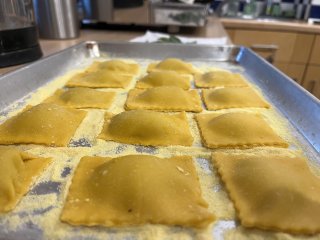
[195,112,288,149]
[202,87,270,110]
[0,103,86,146]
[213,152,320,234]
[66,70,134,88]
[195,71,248,88]
[44,88,116,109]
[135,71,191,89]
[0,147,51,213]
[61,155,215,228]
[125,86,202,112]
[86,60,140,75]
[147,58,199,74]
[98,110,193,146]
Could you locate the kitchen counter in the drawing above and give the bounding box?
[221,18,320,34]
[0,17,229,75]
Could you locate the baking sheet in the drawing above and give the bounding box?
[0,42,319,240]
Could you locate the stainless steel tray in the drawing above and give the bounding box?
[0,42,319,240]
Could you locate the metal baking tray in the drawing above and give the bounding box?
[0,42,319,240]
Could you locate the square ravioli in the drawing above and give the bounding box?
[44,88,116,109]
[0,147,51,212]
[66,70,134,89]
[60,155,215,228]
[135,71,191,90]
[86,60,140,75]
[202,87,270,110]
[0,103,86,147]
[195,71,248,88]
[213,152,320,234]
[147,58,199,74]
[125,86,202,112]
[195,112,288,149]
[98,110,193,146]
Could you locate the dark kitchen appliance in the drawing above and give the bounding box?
[0,0,42,68]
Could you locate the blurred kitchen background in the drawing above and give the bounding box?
[1,0,320,97]
[77,0,320,27]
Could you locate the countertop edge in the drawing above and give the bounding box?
[221,18,320,34]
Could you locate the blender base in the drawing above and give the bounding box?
[0,44,42,68]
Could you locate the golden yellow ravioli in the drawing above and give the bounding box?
[66,70,134,89]
[44,88,116,109]
[98,110,193,146]
[61,155,215,228]
[195,112,288,149]
[195,71,248,88]
[147,58,199,74]
[135,71,191,89]
[86,60,140,75]
[0,147,51,213]
[213,152,320,234]
[0,103,86,146]
[125,86,202,112]
[202,87,270,110]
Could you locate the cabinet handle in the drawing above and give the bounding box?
[250,44,278,51]
[250,44,278,64]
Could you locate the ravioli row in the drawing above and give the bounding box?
[0,104,287,148]
[2,147,320,235]
[45,85,269,112]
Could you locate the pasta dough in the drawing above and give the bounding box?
[86,60,140,75]
[195,112,288,148]
[44,88,116,109]
[0,147,51,213]
[98,110,193,146]
[0,103,86,146]
[66,70,134,88]
[135,71,191,89]
[213,152,320,234]
[195,71,248,88]
[60,155,215,228]
[125,86,202,112]
[202,87,270,110]
[147,58,199,74]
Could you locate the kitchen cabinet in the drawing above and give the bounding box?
[227,29,314,63]
[309,35,320,65]
[302,65,320,99]
[274,63,306,84]
[225,27,320,99]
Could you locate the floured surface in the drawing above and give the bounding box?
[0,55,319,240]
